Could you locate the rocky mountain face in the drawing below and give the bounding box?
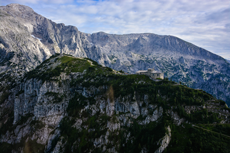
[0,54,230,153]
[0,4,230,106]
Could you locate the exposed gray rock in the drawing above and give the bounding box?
[154,126,171,153]
[0,4,230,106]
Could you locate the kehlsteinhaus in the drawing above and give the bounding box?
[136,68,164,79]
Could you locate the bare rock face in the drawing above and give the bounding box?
[154,126,171,153]
[0,4,109,80]
[1,4,230,106]
[0,55,168,152]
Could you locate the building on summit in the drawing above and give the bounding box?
[136,68,164,79]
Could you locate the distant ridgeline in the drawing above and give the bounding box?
[1,3,230,107]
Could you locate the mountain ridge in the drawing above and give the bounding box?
[0,54,230,152]
[0,3,230,106]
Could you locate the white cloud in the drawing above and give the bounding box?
[1,0,73,5]
[1,0,37,4]
[1,0,230,59]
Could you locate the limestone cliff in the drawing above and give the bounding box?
[0,54,230,152]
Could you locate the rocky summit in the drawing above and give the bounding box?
[0,54,230,153]
[0,4,230,106]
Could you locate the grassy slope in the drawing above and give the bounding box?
[165,123,230,153]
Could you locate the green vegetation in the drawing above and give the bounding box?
[119,119,167,153]
[0,138,45,153]
[47,135,60,153]
[0,91,10,104]
[57,55,229,152]
[59,113,109,153]
[174,106,221,124]
[16,90,24,96]
[71,69,214,109]
[24,54,92,82]
[0,142,12,153]
[45,92,64,103]
[0,75,17,105]
[59,56,91,73]
[30,119,45,130]
[0,113,33,136]
[1,54,228,152]
[58,112,167,153]
[0,111,14,136]
[67,92,90,117]
[0,113,45,153]
[164,123,230,153]
[119,70,124,73]
[17,113,34,125]
[198,124,230,137]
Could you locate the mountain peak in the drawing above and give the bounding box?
[0,3,35,19]
[0,3,230,107]
[5,3,34,12]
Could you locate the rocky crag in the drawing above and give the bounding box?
[0,54,230,152]
[0,4,230,105]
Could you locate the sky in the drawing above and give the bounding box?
[1,0,230,59]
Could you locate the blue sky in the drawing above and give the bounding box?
[1,0,230,59]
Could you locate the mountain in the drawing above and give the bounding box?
[0,3,230,107]
[0,54,230,153]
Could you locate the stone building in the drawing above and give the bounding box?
[136,68,164,79]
